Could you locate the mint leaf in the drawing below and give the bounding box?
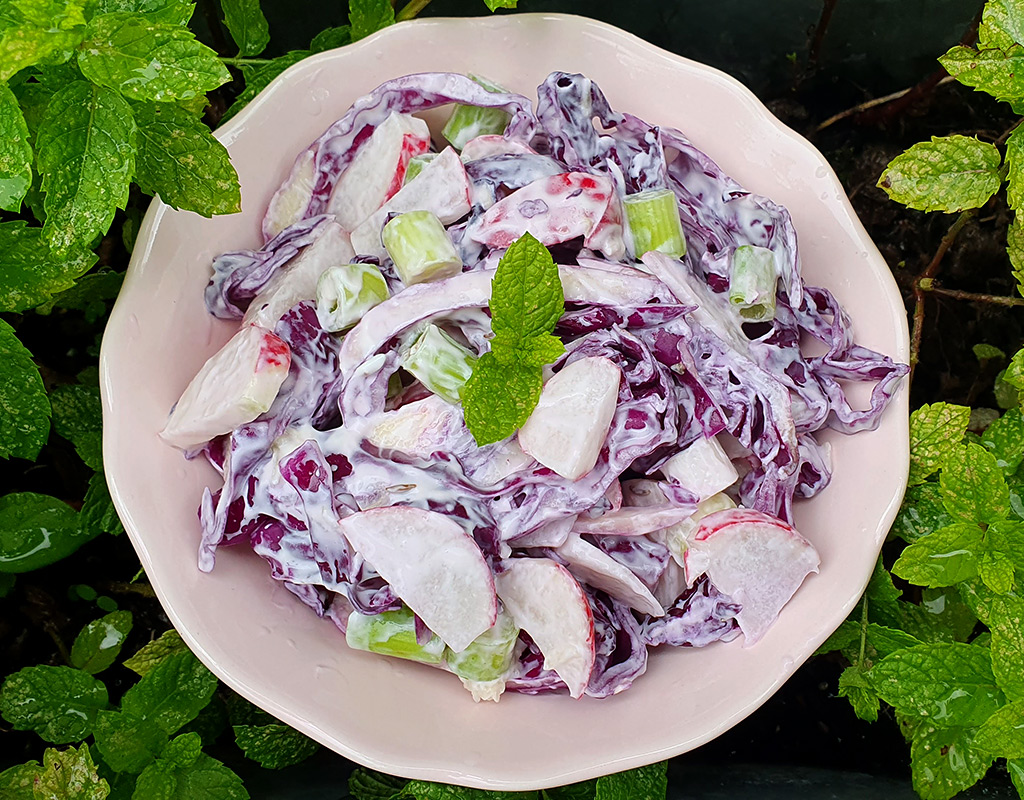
[232,723,319,769]
[0,222,98,313]
[35,745,110,800]
[461,356,542,446]
[36,81,136,256]
[892,522,983,587]
[489,232,564,345]
[348,0,394,42]
[0,319,51,460]
[81,473,125,537]
[542,781,596,800]
[940,45,1024,104]
[1008,128,1024,214]
[595,763,667,800]
[989,595,1024,700]
[88,0,194,24]
[220,49,309,123]
[0,492,97,573]
[1009,758,1024,796]
[0,0,87,80]
[120,650,218,735]
[483,0,518,9]
[310,25,351,52]
[892,483,955,543]
[868,643,1004,727]
[0,83,33,212]
[1008,215,1024,299]
[979,0,1024,49]
[491,332,566,367]
[403,782,535,799]
[161,732,203,766]
[877,136,1002,213]
[902,587,978,644]
[132,750,246,800]
[978,549,1016,593]
[93,709,169,773]
[221,0,269,56]
[981,406,1024,474]
[38,271,124,321]
[908,402,971,485]
[989,519,1024,571]
[122,629,187,677]
[78,13,230,102]
[71,611,133,674]
[133,102,240,217]
[0,665,108,743]
[939,442,1010,524]
[0,762,39,799]
[51,383,103,471]
[974,700,1024,758]
[838,664,880,722]
[348,767,407,800]
[909,725,993,800]
[865,555,904,627]
[815,619,860,656]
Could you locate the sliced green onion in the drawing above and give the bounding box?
[624,188,687,259]
[404,152,437,185]
[441,75,511,152]
[445,610,519,683]
[345,606,445,664]
[401,323,477,404]
[728,245,778,322]
[382,210,463,286]
[315,262,389,332]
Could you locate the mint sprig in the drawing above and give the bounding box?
[461,233,565,446]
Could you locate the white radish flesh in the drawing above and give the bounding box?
[555,534,665,618]
[263,148,317,241]
[518,356,621,481]
[326,112,430,231]
[572,505,694,536]
[460,134,537,161]
[337,506,497,653]
[686,508,819,645]
[161,325,291,449]
[660,435,739,501]
[494,558,595,699]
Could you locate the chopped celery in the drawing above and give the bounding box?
[315,262,389,332]
[345,606,445,664]
[382,210,463,286]
[401,323,476,404]
[442,75,511,151]
[403,152,437,184]
[624,188,687,259]
[728,245,778,322]
[445,610,519,682]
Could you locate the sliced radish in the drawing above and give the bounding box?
[468,172,620,256]
[494,558,595,698]
[460,134,538,161]
[326,113,431,231]
[511,515,577,548]
[572,505,694,536]
[517,356,621,481]
[660,434,739,501]
[685,508,819,645]
[263,147,317,241]
[243,221,355,329]
[337,506,496,652]
[350,147,471,260]
[161,325,291,449]
[555,534,664,618]
[653,558,688,608]
[364,395,461,458]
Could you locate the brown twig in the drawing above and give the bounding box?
[808,0,839,67]
[815,78,955,133]
[909,210,977,382]
[98,581,158,599]
[925,286,1024,307]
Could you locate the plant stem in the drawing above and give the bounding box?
[909,210,977,381]
[220,57,273,66]
[396,0,432,22]
[857,595,869,668]
[808,0,839,67]
[815,78,955,134]
[926,286,1024,307]
[98,581,158,599]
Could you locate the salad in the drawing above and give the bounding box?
[161,71,908,702]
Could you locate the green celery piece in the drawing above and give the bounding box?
[623,188,686,259]
[445,611,519,682]
[877,135,1002,213]
[728,245,778,322]
[442,74,511,151]
[401,324,477,405]
[346,607,445,664]
[382,210,462,285]
[315,262,389,332]
[404,152,436,184]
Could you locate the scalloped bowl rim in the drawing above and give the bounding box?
[101,13,910,790]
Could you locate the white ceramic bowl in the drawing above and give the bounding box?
[101,13,910,790]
